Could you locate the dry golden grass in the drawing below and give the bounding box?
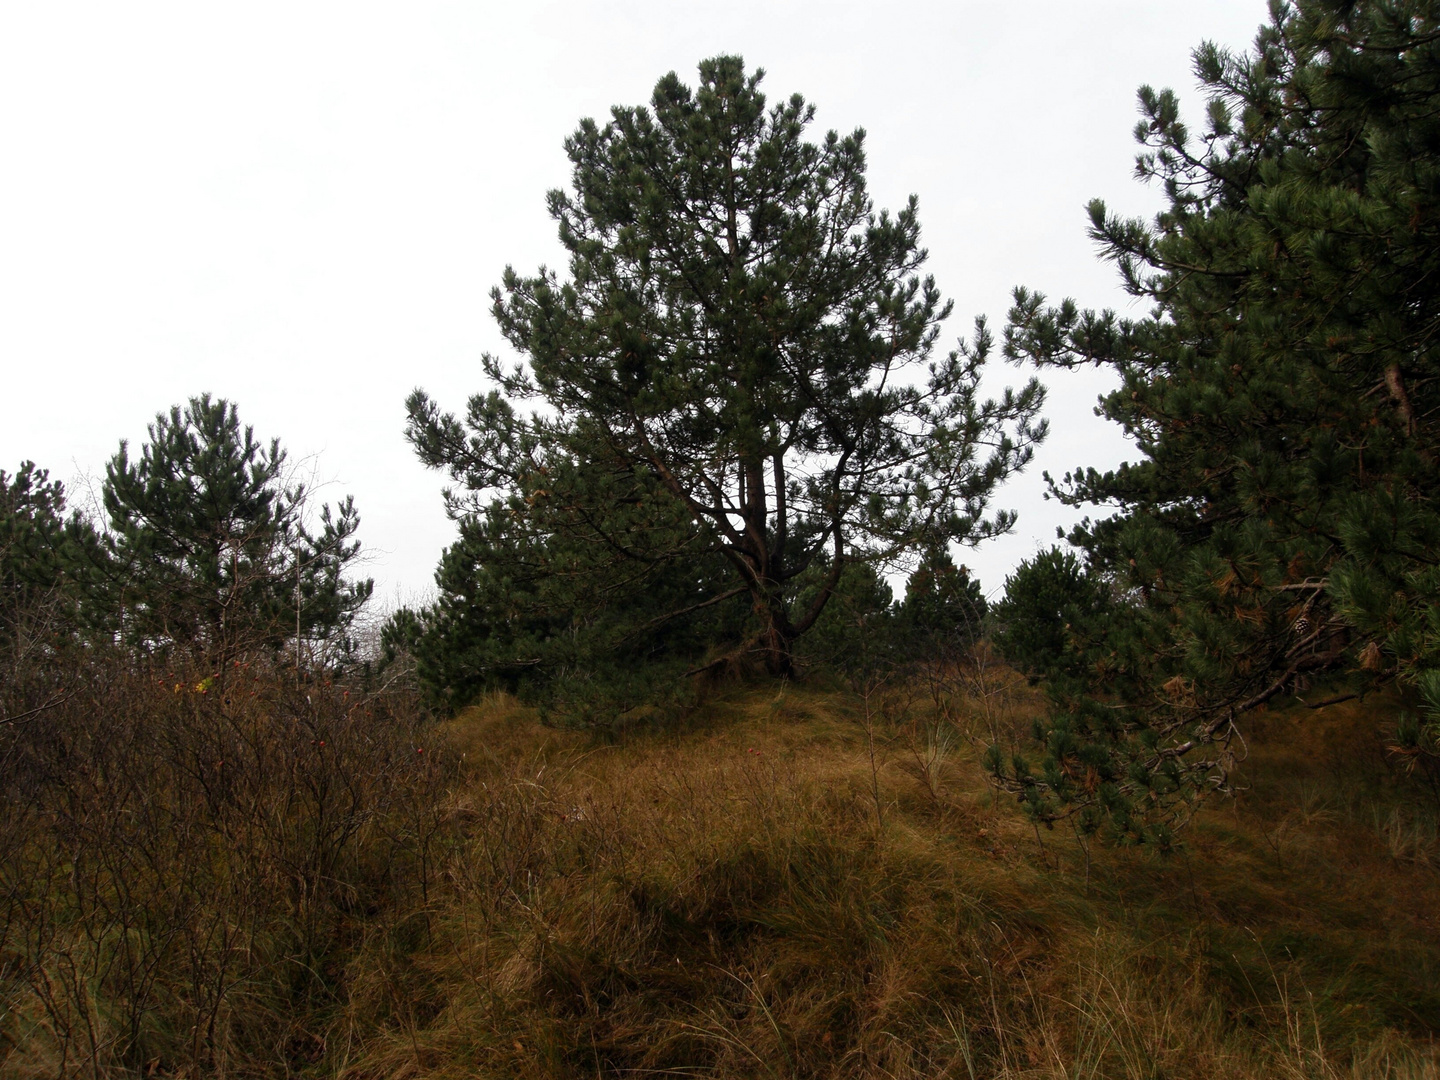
[328,679,1440,1079]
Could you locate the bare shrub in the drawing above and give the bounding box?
[0,650,450,1077]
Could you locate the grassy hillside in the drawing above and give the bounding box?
[325,678,1439,1079]
[3,663,1436,1078]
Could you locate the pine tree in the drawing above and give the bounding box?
[0,463,105,721]
[994,0,1440,841]
[1,464,89,643]
[385,449,739,718]
[792,557,898,674]
[406,56,1044,692]
[900,547,987,645]
[101,395,372,667]
[991,547,1105,684]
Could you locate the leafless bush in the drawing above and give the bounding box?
[0,649,451,1077]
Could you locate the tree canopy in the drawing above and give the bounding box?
[0,463,106,726]
[405,56,1044,699]
[102,395,372,666]
[0,464,98,648]
[991,0,1440,841]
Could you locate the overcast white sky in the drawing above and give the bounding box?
[0,1,1266,605]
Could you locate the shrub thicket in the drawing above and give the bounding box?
[0,650,447,1076]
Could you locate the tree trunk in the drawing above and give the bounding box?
[1386,362,1417,436]
[753,588,796,677]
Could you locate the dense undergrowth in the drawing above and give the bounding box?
[0,658,446,1078]
[3,660,1438,1078]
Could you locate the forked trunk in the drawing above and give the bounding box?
[754,589,796,677]
[758,621,794,677]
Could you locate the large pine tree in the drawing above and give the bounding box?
[405,56,1044,696]
[994,0,1440,840]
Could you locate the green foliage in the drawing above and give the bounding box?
[0,462,102,650]
[405,56,1043,707]
[793,558,897,673]
[992,547,1109,683]
[101,395,372,664]
[1390,669,1440,793]
[386,453,742,720]
[996,0,1440,836]
[0,463,106,727]
[899,545,986,643]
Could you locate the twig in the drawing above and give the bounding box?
[1298,692,1358,710]
[0,691,74,727]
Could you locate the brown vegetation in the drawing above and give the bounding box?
[0,656,444,1077]
[3,661,1438,1078]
